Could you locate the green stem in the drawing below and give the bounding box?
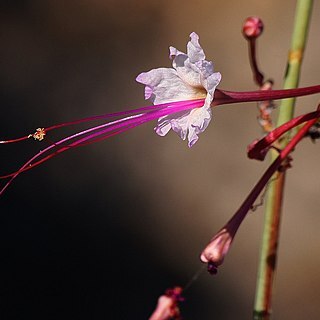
[277,0,313,127]
[253,1,313,319]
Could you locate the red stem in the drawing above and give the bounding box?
[248,39,264,86]
[224,116,318,236]
[248,107,320,160]
[215,85,320,105]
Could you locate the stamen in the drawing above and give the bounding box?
[2,85,320,195]
[0,99,204,144]
[0,100,205,195]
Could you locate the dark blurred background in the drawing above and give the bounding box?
[1,1,320,319]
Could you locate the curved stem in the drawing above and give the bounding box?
[248,107,320,160]
[248,38,264,86]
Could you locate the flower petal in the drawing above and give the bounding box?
[136,68,205,104]
[170,32,221,91]
[187,32,206,63]
[137,32,221,147]
[156,105,212,147]
[187,107,212,147]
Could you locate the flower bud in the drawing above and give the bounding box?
[149,287,184,320]
[200,228,233,275]
[242,17,264,39]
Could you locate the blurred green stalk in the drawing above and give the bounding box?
[253,1,313,319]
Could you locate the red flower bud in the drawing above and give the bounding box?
[242,16,264,39]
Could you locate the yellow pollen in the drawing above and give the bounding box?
[28,128,46,141]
